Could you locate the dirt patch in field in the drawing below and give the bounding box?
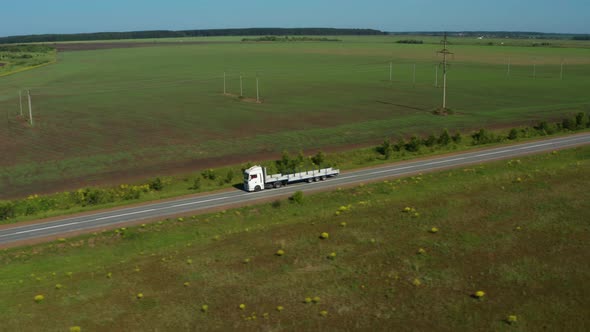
[51,41,239,52]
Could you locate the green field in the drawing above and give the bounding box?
[1,36,589,198]
[0,146,588,331]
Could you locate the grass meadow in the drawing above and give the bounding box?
[0,37,589,197]
[0,146,588,331]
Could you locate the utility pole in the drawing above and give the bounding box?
[437,33,453,110]
[435,65,438,87]
[389,62,392,82]
[223,72,226,94]
[256,74,260,103]
[27,89,33,127]
[560,61,564,80]
[19,90,23,116]
[240,74,243,97]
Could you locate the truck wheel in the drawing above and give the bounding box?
[307,178,313,183]
[321,176,326,181]
[274,182,282,188]
[314,177,319,182]
[254,185,261,192]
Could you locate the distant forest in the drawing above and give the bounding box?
[0,28,385,44]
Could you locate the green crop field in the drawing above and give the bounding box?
[0,146,588,331]
[1,36,589,198]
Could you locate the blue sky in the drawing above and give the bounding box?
[1,0,588,37]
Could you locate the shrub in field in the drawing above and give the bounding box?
[34,294,44,303]
[76,188,116,206]
[0,201,15,220]
[289,191,304,204]
[562,117,577,131]
[319,232,329,239]
[148,177,164,191]
[225,169,234,184]
[471,129,500,145]
[438,129,451,146]
[201,169,217,181]
[452,131,462,144]
[276,150,296,174]
[395,138,407,152]
[506,315,518,324]
[473,290,485,299]
[276,249,285,256]
[424,134,437,147]
[69,327,81,332]
[575,112,588,128]
[377,140,394,158]
[311,151,326,167]
[201,305,209,313]
[535,121,556,135]
[508,128,519,140]
[405,136,422,152]
[189,177,201,190]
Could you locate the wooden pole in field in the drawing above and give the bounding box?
[19,90,23,116]
[240,74,243,97]
[560,61,564,80]
[389,62,392,82]
[256,75,260,103]
[27,89,33,127]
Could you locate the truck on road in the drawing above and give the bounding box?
[243,165,340,192]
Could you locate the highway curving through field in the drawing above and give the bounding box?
[1,133,589,247]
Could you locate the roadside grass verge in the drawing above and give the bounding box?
[0,146,588,330]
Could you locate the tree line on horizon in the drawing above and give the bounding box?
[0,28,385,44]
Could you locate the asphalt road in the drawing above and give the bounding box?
[1,133,588,247]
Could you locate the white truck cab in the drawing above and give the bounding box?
[243,165,266,192]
